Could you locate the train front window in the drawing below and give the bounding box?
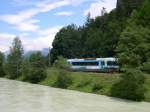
[72,62,99,66]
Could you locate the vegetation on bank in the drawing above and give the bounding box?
[38,68,150,102]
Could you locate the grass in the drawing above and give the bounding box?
[39,68,150,102]
[40,68,120,95]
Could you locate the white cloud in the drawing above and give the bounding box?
[0,33,16,52]
[38,26,63,36]
[55,11,73,16]
[0,33,15,41]
[0,8,40,31]
[22,26,63,51]
[0,0,95,32]
[0,26,62,52]
[12,0,36,6]
[0,0,70,32]
[84,0,117,18]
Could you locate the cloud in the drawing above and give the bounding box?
[23,26,63,50]
[0,33,15,41]
[0,0,95,32]
[0,26,62,52]
[0,0,70,32]
[0,33,16,52]
[12,0,35,6]
[55,11,73,16]
[84,0,117,18]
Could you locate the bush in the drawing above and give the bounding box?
[76,79,91,88]
[24,68,46,83]
[53,56,70,70]
[53,70,72,89]
[22,52,47,83]
[91,81,103,93]
[110,69,145,101]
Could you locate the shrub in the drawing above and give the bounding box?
[22,52,47,83]
[24,68,46,83]
[53,70,72,89]
[91,81,103,93]
[53,56,70,70]
[110,69,145,101]
[76,79,91,88]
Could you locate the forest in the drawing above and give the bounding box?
[51,0,150,73]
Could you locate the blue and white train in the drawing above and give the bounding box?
[67,58,119,72]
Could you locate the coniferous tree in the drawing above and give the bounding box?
[5,37,24,79]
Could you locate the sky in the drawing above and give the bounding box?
[0,0,117,52]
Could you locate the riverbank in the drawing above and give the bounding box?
[39,68,150,102]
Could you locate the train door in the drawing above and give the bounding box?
[100,60,105,69]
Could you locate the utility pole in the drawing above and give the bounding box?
[48,47,51,67]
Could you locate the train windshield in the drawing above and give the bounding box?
[72,62,99,66]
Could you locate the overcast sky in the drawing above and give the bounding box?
[0,0,117,52]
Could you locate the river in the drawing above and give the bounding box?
[0,78,150,112]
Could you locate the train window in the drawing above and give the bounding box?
[101,61,105,66]
[72,62,99,66]
[107,61,118,66]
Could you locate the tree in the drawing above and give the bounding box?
[135,0,150,28]
[117,25,150,70]
[50,0,147,65]
[117,0,150,71]
[52,56,72,88]
[0,51,5,77]
[5,37,24,79]
[50,24,82,63]
[22,52,46,83]
[111,69,145,101]
[116,0,145,18]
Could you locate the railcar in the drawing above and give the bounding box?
[67,58,119,72]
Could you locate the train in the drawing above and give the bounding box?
[67,58,119,72]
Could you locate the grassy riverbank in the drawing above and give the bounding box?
[39,68,150,102]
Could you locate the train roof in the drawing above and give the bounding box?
[67,57,117,62]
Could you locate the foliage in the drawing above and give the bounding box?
[117,0,150,71]
[117,25,150,70]
[111,69,145,101]
[50,25,82,63]
[5,37,24,79]
[53,56,70,69]
[91,81,103,93]
[141,60,150,74]
[50,0,145,63]
[53,69,72,89]
[0,52,5,77]
[40,68,150,102]
[22,52,46,83]
[116,0,145,18]
[76,79,91,88]
[135,0,150,28]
